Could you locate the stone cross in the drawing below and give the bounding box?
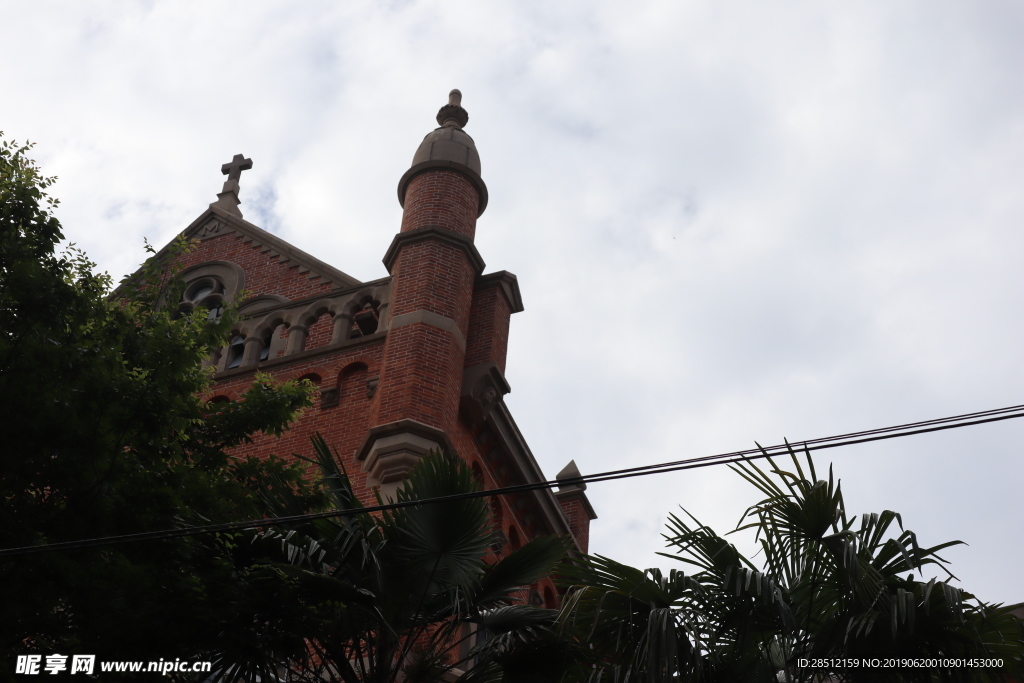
[211,153,253,218]
[221,154,253,184]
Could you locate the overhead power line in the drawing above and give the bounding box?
[2,403,1022,558]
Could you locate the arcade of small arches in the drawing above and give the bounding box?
[180,266,392,374]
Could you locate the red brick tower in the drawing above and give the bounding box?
[154,92,597,605]
[359,90,489,496]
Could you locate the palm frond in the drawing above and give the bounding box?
[476,535,573,606]
[382,450,493,592]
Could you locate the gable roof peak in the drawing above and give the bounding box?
[166,206,363,290]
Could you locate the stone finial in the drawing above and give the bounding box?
[210,154,253,218]
[436,89,469,129]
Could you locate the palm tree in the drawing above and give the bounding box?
[212,435,571,682]
[557,449,1024,682]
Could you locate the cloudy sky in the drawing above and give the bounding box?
[3,2,1022,603]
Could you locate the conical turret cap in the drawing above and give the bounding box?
[398,89,488,216]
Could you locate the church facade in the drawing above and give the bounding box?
[159,91,596,608]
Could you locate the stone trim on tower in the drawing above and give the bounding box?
[355,419,455,499]
[475,271,524,314]
[389,310,467,352]
[382,226,485,275]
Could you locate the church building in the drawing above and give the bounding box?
[159,90,596,608]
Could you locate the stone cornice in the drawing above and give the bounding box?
[198,207,361,288]
[382,226,486,276]
[475,271,524,314]
[486,401,577,542]
[355,419,455,462]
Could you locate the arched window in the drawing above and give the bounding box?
[258,328,275,362]
[205,395,230,415]
[338,362,369,400]
[225,335,245,369]
[508,526,521,551]
[181,277,225,321]
[349,301,381,338]
[543,586,556,609]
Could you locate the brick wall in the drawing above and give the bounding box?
[556,493,591,554]
[206,340,385,496]
[370,323,466,429]
[387,240,477,333]
[447,422,560,608]
[304,311,334,350]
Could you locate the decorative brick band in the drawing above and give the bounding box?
[382,225,486,275]
[389,309,467,351]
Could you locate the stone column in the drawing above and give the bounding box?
[330,314,352,343]
[286,325,308,355]
[375,301,390,331]
[240,336,263,367]
[202,348,222,371]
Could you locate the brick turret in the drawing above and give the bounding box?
[360,90,490,495]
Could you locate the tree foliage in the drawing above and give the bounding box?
[0,134,321,676]
[557,449,1024,682]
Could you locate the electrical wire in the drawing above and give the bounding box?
[2,403,1022,558]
